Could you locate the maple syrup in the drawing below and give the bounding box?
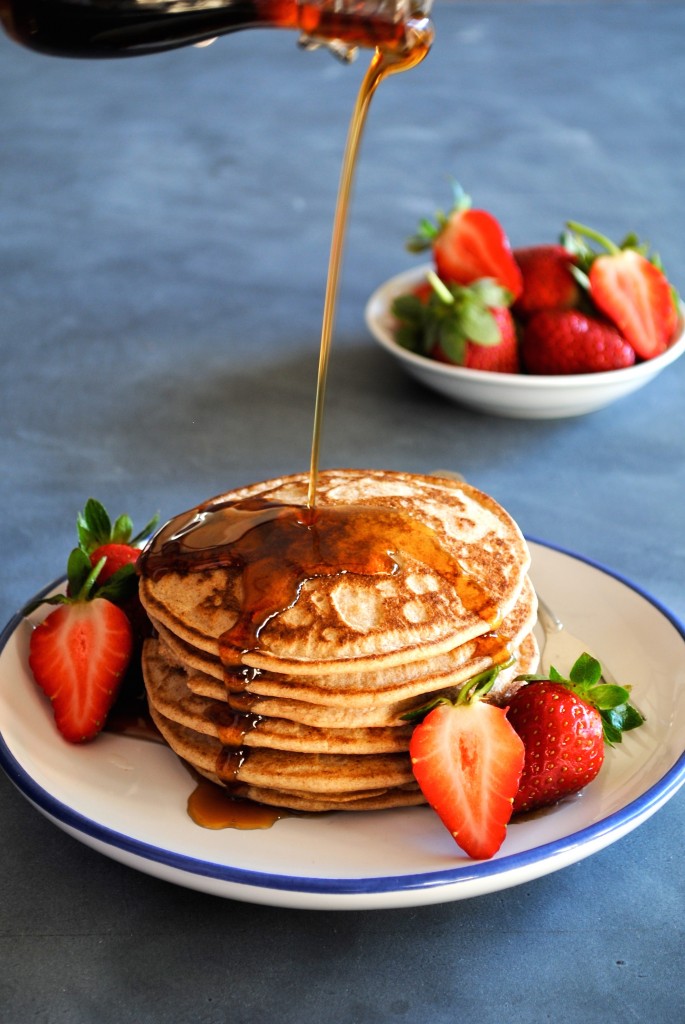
[187,777,287,829]
[139,493,496,662]
[307,24,432,507]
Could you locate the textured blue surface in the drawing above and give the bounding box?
[1,3,684,1021]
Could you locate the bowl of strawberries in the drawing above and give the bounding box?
[365,188,685,418]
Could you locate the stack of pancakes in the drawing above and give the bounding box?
[139,469,538,813]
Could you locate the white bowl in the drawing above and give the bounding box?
[365,266,685,419]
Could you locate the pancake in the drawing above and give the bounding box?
[147,573,536,707]
[138,468,538,814]
[148,703,417,794]
[168,630,539,729]
[144,630,538,753]
[139,469,530,675]
[144,642,414,754]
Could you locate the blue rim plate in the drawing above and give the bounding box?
[1,539,684,910]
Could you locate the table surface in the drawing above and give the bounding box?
[1,2,684,1021]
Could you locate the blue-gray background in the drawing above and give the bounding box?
[1,3,683,1021]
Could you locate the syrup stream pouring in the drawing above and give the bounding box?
[430,470,614,682]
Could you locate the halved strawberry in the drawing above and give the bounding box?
[408,187,523,300]
[564,221,679,359]
[27,551,133,742]
[408,673,525,860]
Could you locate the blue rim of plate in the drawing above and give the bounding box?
[1,538,684,896]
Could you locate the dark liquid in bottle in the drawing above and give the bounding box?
[0,0,415,58]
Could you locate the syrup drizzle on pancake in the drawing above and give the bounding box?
[139,498,500,658]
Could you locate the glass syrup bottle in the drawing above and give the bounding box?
[0,0,429,61]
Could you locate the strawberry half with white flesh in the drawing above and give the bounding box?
[564,221,679,359]
[407,670,525,860]
[407,186,523,300]
[26,549,133,742]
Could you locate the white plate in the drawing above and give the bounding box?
[365,267,685,418]
[1,540,684,911]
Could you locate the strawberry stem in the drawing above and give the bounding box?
[566,221,620,255]
[449,180,472,214]
[74,556,107,602]
[455,659,515,705]
[426,269,455,305]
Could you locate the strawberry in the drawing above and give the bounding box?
[564,221,679,359]
[521,308,636,375]
[89,542,141,585]
[393,273,520,374]
[75,498,159,642]
[512,244,580,318]
[407,186,523,300]
[26,550,133,742]
[407,670,525,859]
[508,652,644,814]
[77,497,158,563]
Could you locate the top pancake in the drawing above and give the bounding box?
[139,469,530,675]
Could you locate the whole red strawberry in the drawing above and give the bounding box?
[433,306,519,373]
[564,221,679,359]
[76,498,159,642]
[508,682,604,813]
[77,498,158,579]
[508,653,644,814]
[27,550,133,742]
[513,244,579,318]
[521,308,636,374]
[89,542,140,584]
[407,186,523,300]
[393,274,520,374]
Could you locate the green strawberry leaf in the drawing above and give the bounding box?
[460,303,500,346]
[77,498,112,552]
[67,546,92,590]
[569,651,602,687]
[131,512,159,547]
[588,683,632,710]
[471,278,511,308]
[602,701,645,744]
[111,513,134,545]
[391,295,427,352]
[437,319,467,364]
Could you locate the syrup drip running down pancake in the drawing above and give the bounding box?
[138,469,538,812]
